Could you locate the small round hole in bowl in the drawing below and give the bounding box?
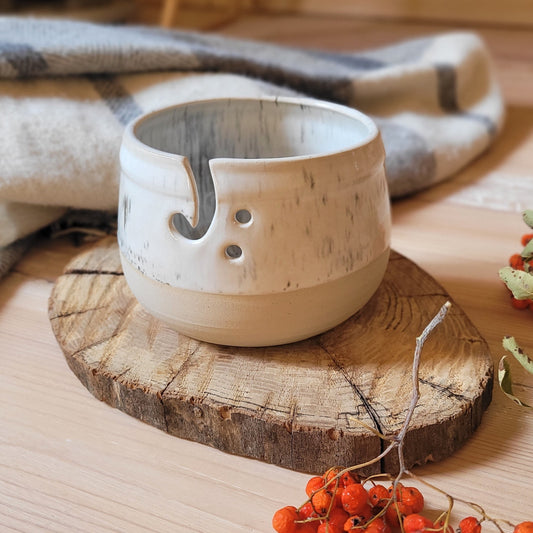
[225,244,243,259]
[235,209,252,225]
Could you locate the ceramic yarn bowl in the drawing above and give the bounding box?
[118,97,391,347]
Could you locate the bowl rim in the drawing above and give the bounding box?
[124,96,380,165]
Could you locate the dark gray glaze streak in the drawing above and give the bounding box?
[135,99,368,240]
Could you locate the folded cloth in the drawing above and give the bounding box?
[0,17,504,275]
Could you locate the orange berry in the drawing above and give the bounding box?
[384,502,412,527]
[344,514,368,531]
[388,483,403,500]
[273,506,299,533]
[510,254,525,270]
[514,522,533,533]
[341,483,369,515]
[307,476,326,497]
[403,514,433,533]
[521,234,533,247]
[400,486,424,514]
[368,484,389,509]
[322,470,344,508]
[328,507,350,526]
[318,508,350,533]
[299,502,318,520]
[342,504,372,531]
[458,516,482,533]
[299,522,320,533]
[363,517,392,533]
[333,488,344,509]
[340,471,359,487]
[318,522,342,533]
[511,296,530,310]
[312,489,334,516]
[324,468,341,485]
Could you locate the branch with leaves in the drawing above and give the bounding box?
[499,209,533,306]
[498,209,533,408]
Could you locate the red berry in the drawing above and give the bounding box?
[458,516,482,533]
[511,296,530,310]
[318,508,350,533]
[324,468,342,488]
[388,483,403,500]
[328,507,350,526]
[343,504,373,530]
[312,489,334,516]
[341,483,369,515]
[322,470,344,508]
[324,468,358,489]
[403,514,433,533]
[340,471,359,487]
[319,523,341,533]
[368,484,389,509]
[299,522,320,533]
[521,234,533,247]
[384,502,412,527]
[514,523,533,533]
[363,518,392,533]
[307,476,325,497]
[299,502,318,520]
[400,486,424,513]
[343,514,368,531]
[510,254,525,270]
[273,506,299,533]
[332,488,344,509]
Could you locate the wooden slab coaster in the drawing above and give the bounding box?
[49,237,493,475]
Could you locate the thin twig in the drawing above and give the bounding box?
[397,301,452,445]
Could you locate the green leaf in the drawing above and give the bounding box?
[498,356,533,408]
[502,335,533,374]
[522,238,533,262]
[523,210,533,229]
[499,266,533,300]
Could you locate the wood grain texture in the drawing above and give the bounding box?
[48,237,493,474]
[253,0,533,28]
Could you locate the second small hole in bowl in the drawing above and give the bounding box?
[235,209,252,224]
[225,245,243,259]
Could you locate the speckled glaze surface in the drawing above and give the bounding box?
[118,97,391,346]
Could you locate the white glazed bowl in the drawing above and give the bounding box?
[118,97,390,347]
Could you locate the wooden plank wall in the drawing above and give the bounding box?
[135,0,533,28]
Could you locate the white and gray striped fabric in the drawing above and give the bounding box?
[0,17,504,276]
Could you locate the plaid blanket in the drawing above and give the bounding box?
[0,17,504,277]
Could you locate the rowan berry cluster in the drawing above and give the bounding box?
[507,233,533,310]
[272,468,533,533]
[273,303,531,533]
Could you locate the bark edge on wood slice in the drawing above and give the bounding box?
[48,236,493,475]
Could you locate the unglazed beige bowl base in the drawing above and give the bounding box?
[121,248,390,347]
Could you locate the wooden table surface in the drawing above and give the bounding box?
[2,14,533,533]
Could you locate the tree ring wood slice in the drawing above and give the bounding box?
[48,237,493,474]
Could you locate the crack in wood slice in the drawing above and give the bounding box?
[49,237,493,474]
